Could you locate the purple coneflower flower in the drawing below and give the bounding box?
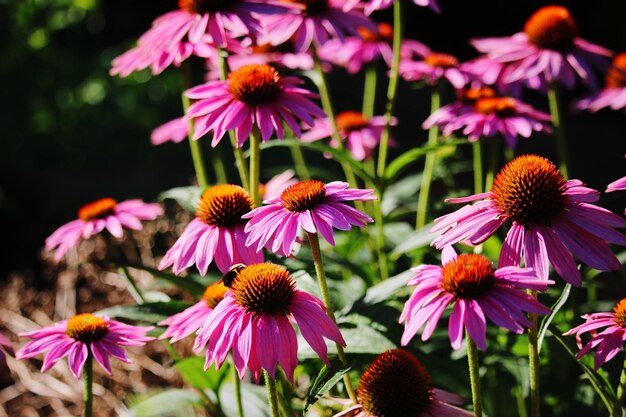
[432,155,626,285]
[194,263,345,381]
[335,349,471,417]
[400,45,466,89]
[151,117,189,146]
[259,0,375,52]
[401,247,552,350]
[228,40,315,71]
[423,94,552,148]
[160,281,229,343]
[45,198,163,261]
[364,0,440,16]
[564,298,626,370]
[471,5,612,90]
[159,184,263,275]
[185,64,324,147]
[16,314,153,378]
[301,111,395,161]
[577,54,626,112]
[243,180,375,256]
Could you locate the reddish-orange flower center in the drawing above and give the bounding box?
[358,349,433,417]
[605,53,626,88]
[281,180,326,212]
[286,0,329,14]
[78,198,117,221]
[66,314,109,343]
[358,23,393,43]
[613,298,626,328]
[196,184,253,228]
[424,53,458,69]
[475,97,518,116]
[442,254,495,299]
[227,64,282,105]
[460,87,496,104]
[336,111,369,133]
[202,281,229,308]
[524,5,578,50]
[179,0,240,14]
[491,155,567,228]
[230,263,296,315]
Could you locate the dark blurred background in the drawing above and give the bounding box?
[1,0,625,278]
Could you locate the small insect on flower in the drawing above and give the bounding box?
[221,263,247,287]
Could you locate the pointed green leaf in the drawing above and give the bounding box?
[304,363,351,413]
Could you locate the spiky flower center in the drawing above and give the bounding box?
[442,254,495,299]
[286,0,330,15]
[524,5,578,50]
[78,198,117,221]
[460,87,496,104]
[66,314,109,343]
[336,111,369,133]
[196,184,253,227]
[358,23,393,43]
[227,64,282,106]
[281,180,326,212]
[491,155,567,228]
[179,0,241,14]
[202,281,229,308]
[606,53,626,88]
[475,97,517,116]
[230,263,296,315]
[358,349,433,417]
[424,53,458,69]
[613,298,626,328]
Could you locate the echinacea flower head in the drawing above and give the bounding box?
[193,263,345,382]
[45,198,163,261]
[471,5,612,90]
[432,155,626,286]
[185,64,325,147]
[159,184,263,275]
[363,0,440,16]
[401,247,552,350]
[159,281,229,343]
[564,298,626,370]
[243,180,375,256]
[151,117,189,146]
[576,53,626,112]
[302,111,395,161]
[400,45,466,89]
[16,314,154,378]
[335,349,471,417]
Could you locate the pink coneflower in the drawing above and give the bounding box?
[185,64,325,147]
[335,349,472,417]
[0,333,13,369]
[423,94,552,148]
[109,0,289,77]
[193,263,345,381]
[400,45,466,89]
[261,170,298,199]
[564,298,626,370]
[228,41,315,72]
[151,117,189,146]
[16,314,153,378]
[45,198,163,261]
[432,155,626,285]
[577,54,626,112]
[259,0,375,52]
[243,180,375,256]
[471,5,612,89]
[401,247,552,350]
[459,57,528,95]
[364,0,440,16]
[159,281,229,343]
[159,184,263,275]
[421,86,496,132]
[318,23,394,74]
[301,111,395,161]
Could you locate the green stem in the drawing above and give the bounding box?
[504,146,515,162]
[277,373,296,417]
[547,83,569,179]
[83,351,93,417]
[211,147,228,184]
[181,63,209,189]
[249,127,261,206]
[485,139,499,192]
[118,265,146,304]
[289,142,310,180]
[306,232,358,403]
[528,290,541,417]
[472,141,484,195]
[234,359,245,417]
[376,0,403,178]
[612,354,626,417]
[264,371,281,417]
[373,199,389,281]
[466,337,483,417]
[362,64,378,118]
[415,87,441,230]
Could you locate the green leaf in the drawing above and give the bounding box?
[159,185,202,212]
[383,140,466,183]
[175,356,231,392]
[538,283,572,353]
[97,301,190,323]
[362,269,413,305]
[220,382,271,417]
[123,389,201,417]
[304,364,351,413]
[121,263,209,297]
[389,225,433,259]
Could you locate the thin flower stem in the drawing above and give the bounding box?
[528,290,541,417]
[277,374,296,417]
[264,370,281,417]
[373,200,389,281]
[181,63,209,188]
[306,232,358,403]
[249,127,261,206]
[376,0,403,178]
[211,147,228,184]
[83,352,93,417]
[118,265,146,304]
[416,86,441,230]
[612,354,626,417]
[466,337,483,417]
[289,142,310,180]
[485,140,499,192]
[472,141,484,195]
[362,64,378,118]
[234,359,245,417]
[547,83,569,179]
